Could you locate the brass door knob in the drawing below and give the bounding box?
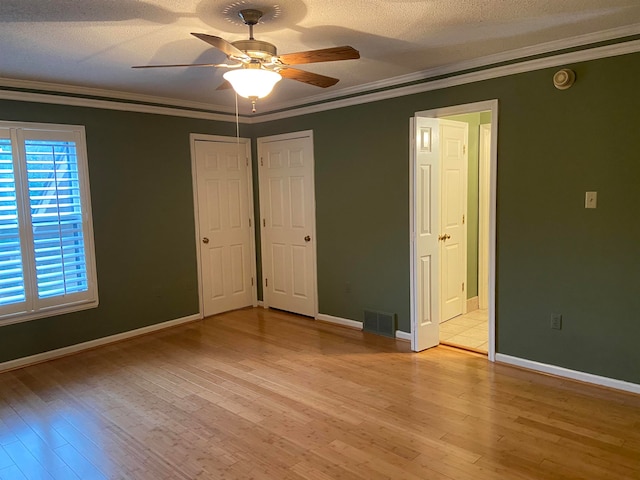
[202,237,209,244]
[304,235,311,242]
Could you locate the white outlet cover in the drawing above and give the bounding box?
[585,191,597,208]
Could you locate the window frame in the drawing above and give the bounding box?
[0,121,98,327]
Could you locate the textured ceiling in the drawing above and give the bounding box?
[1,0,640,115]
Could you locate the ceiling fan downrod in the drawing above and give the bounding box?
[238,9,263,40]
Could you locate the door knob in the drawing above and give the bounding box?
[202,237,209,244]
[445,234,451,240]
[304,235,311,242]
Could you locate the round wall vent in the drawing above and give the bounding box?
[553,69,576,90]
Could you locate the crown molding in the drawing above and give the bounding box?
[0,77,236,115]
[255,38,640,123]
[264,22,640,113]
[0,88,249,123]
[1,23,639,124]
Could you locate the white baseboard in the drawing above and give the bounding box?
[495,353,640,395]
[316,313,363,330]
[466,296,479,312]
[395,331,411,341]
[0,313,202,373]
[258,301,265,308]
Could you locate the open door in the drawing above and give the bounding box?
[192,135,257,317]
[410,100,498,360]
[410,116,441,351]
[258,131,317,318]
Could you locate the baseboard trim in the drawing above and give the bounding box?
[316,313,363,330]
[257,301,265,308]
[395,331,411,342]
[495,353,640,395]
[466,296,479,312]
[0,313,203,374]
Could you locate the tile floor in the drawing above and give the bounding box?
[440,308,488,353]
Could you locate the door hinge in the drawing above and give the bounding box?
[462,282,465,291]
[249,218,252,227]
[463,145,467,154]
[265,278,268,287]
[263,218,266,227]
[251,277,254,286]
[246,158,249,167]
[260,157,264,166]
[462,214,465,224]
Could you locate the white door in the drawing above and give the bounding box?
[439,120,468,322]
[258,131,317,317]
[411,117,441,351]
[194,138,255,317]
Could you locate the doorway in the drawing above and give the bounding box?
[410,100,497,361]
[191,134,257,317]
[257,130,318,317]
[437,112,491,353]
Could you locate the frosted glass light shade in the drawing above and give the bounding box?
[223,69,282,99]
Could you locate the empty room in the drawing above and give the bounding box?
[0,1,639,479]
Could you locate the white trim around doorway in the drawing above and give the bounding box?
[410,100,498,362]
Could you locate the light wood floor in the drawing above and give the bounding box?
[0,308,639,479]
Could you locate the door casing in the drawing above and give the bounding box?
[410,100,498,361]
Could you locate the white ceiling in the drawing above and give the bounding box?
[2,0,640,115]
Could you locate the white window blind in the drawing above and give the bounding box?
[0,137,26,308]
[0,123,97,325]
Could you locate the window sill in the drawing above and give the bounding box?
[0,299,99,328]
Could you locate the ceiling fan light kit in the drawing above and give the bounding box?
[133,7,359,113]
[223,67,282,110]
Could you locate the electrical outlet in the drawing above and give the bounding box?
[551,313,562,330]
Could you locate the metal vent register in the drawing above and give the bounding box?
[363,310,396,338]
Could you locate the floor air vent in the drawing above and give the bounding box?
[363,310,396,338]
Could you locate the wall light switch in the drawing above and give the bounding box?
[585,191,597,209]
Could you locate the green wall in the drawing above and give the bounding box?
[1,49,639,385]
[253,51,640,384]
[0,100,238,362]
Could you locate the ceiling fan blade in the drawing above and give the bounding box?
[278,46,359,65]
[191,33,249,60]
[279,68,339,88]
[132,62,228,69]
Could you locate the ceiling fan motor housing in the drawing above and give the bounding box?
[232,39,277,60]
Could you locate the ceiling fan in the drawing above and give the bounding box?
[133,9,360,111]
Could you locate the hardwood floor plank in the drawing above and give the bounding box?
[0,464,28,480]
[53,444,108,480]
[2,440,55,480]
[0,308,638,479]
[0,447,13,470]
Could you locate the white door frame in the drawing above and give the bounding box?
[478,124,492,310]
[410,100,498,361]
[190,133,258,317]
[257,130,319,318]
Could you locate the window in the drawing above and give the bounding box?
[0,122,98,325]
